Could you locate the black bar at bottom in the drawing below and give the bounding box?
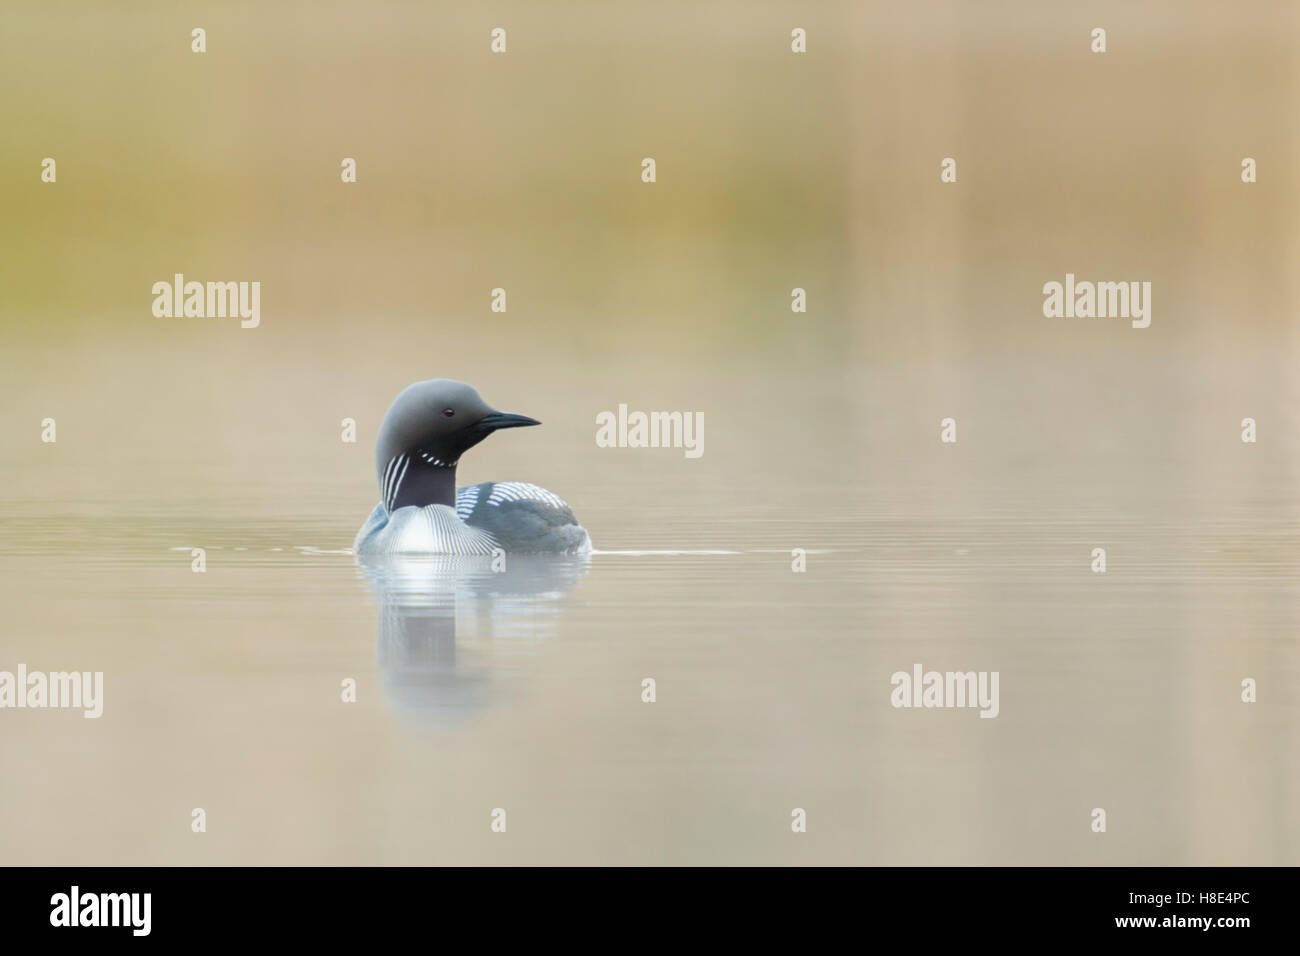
[1,866,1278,941]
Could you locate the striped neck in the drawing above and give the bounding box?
[382,450,458,512]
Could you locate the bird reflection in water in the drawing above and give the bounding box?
[355,553,590,727]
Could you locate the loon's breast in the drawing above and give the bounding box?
[354,482,592,556]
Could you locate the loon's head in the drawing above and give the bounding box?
[373,379,539,509]
[375,379,539,474]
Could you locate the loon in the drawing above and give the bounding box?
[354,379,592,556]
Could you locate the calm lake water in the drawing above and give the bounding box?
[2,350,1296,865]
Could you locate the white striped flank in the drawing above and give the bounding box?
[354,502,499,556]
[485,482,567,510]
[455,484,481,521]
[355,481,587,556]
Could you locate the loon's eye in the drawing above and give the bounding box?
[442,408,455,418]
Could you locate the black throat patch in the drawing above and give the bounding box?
[383,451,458,511]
